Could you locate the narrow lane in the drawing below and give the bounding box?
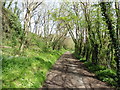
[42,51,113,89]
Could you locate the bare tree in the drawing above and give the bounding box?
[19,0,43,52]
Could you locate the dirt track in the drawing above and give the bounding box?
[42,51,114,89]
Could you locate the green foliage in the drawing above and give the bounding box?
[74,54,87,62]
[84,62,106,72]
[96,69,117,86]
[2,49,66,88]
[2,7,23,49]
[73,53,81,59]
[2,1,118,88]
[84,61,117,86]
[79,58,86,62]
[74,54,81,59]
[3,7,23,37]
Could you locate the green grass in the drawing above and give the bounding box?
[2,49,66,88]
[84,61,117,86]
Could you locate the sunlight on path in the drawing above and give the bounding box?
[42,52,113,89]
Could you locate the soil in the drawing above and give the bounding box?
[42,51,115,89]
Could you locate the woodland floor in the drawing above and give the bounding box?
[42,52,114,89]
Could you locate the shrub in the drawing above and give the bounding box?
[84,62,106,72]
[84,61,117,86]
[80,58,86,62]
[73,53,81,59]
[95,69,117,86]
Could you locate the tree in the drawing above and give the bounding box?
[100,1,120,87]
[19,0,43,52]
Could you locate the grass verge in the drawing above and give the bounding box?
[2,49,66,88]
[84,61,117,87]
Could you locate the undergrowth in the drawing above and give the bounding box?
[84,61,117,86]
[2,49,66,88]
[73,51,117,87]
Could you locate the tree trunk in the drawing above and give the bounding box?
[19,30,27,52]
[92,44,98,64]
[100,2,120,87]
[75,44,81,57]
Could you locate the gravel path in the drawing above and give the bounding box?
[42,52,114,89]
